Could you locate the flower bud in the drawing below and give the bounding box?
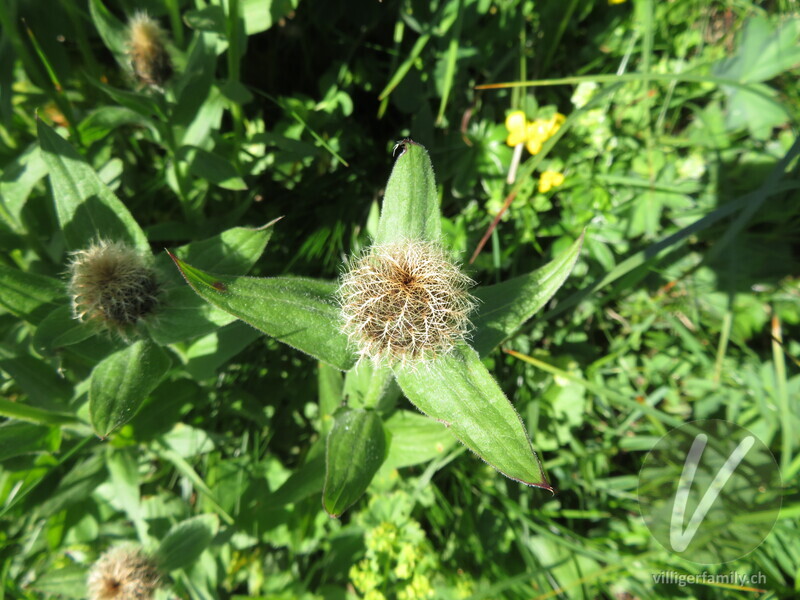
[338,241,476,365]
[68,241,161,333]
[87,547,161,600]
[127,12,172,88]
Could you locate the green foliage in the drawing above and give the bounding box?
[1,0,799,598]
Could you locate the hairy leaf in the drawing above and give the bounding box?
[89,340,172,437]
[38,120,149,252]
[375,140,441,244]
[170,254,355,370]
[472,232,584,357]
[394,343,551,490]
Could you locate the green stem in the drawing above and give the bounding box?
[362,365,393,410]
[165,0,184,48]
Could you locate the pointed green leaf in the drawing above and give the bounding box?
[148,224,277,344]
[394,343,551,489]
[169,254,355,370]
[156,514,219,572]
[162,222,277,275]
[375,140,441,245]
[38,120,149,252]
[322,408,387,517]
[88,0,128,70]
[472,232,584,357]
[89,340,172,437]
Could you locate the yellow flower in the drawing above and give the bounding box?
[504,110,528,146]
[506,111,566,155]
[538,170,565,193]
[609,0,626,4]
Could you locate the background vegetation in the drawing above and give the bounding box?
[1,0,798,598]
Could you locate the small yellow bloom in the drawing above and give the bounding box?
[538,170,565,193]
[505,110,528,146]
[609,0,626,4]
[506,111,566,155]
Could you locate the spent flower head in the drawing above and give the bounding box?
[338,240,476,366]
[68,240,161,334]
[127,12,173,88]
[87,546,161,600]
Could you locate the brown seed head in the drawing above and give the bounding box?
[68,240,161,332]
[127,12,172,88]
[338,241,476,365]
[87,547,161,600]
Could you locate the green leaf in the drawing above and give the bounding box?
[394,343,551,489]
[271,453,326,507]
[156,514,219,572]
[30,566,88,599]
[712,17,800,84]
[33,305,96,352]
[145,289,237,346]
[0,354,72,407]
[318,363,344,437]
[375,140,441,245]
[0,264,63,324]
[169,254,356,370]
[37,120,149,252]
[89,340,172,437]
[163,222,278,278]
[88,0,128,70]
[322,408,387,517]
[383,410,457,469]
[240,0,301,35]
[0,144,47,235]
[471,232,584,357]
[183,321,262,380]
[0,422,61,461]
[148,224,277,344]
[184,6,226,33]
[179,146,248,191]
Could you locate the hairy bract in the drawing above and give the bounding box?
[338,241,476,364]
[87,547,161,600]
[68,240,161,332]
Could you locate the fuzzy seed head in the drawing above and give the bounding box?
[68,241,160,332]
[87,547,161,600]
[338,241,476,364]
[127,12,172,88]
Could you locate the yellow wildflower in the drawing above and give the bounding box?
[505,111,566,155]
[504,111,528,146]
[609,0,626,4]
[538,170,565,193]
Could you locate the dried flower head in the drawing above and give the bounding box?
[339,240,476,364]
[87,547,161,600]
[68,240,161,332]
[127,12,172,88]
